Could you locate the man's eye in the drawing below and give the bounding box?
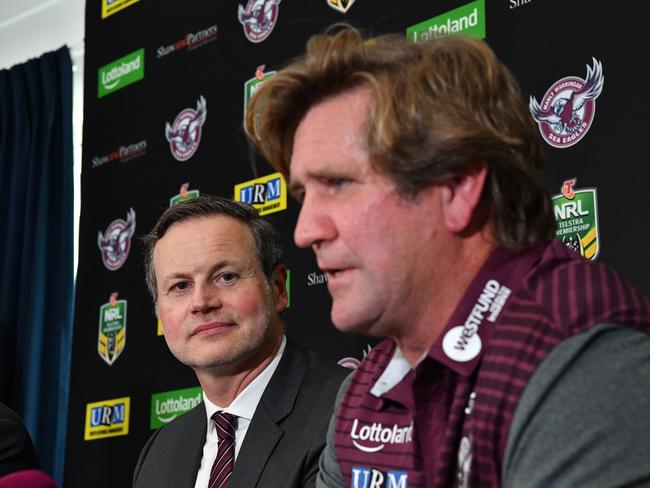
[172,281,189,291]
[327,178,349,190]
[219,273,238,284]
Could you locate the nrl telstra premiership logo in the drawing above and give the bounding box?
[169,182,200,207]
[97,208,136,270]
[238,0,281,43]
[529,58,604,148]
[244,65,276,121]
[327,0,356,13]
[552,178,600,260]
[98,292,127,366]
[165,96,207,162]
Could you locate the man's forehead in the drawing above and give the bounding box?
[155,215,255,256]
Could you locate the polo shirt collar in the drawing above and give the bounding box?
[428,244,545,377]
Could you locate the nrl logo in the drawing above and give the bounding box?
[165,96,207,162]
[238,0,281,43]
[98,208,136,271]
[552,178,600,260]
[98,292,127,366]
[244,65,276,121]
[170,182,200,207]
[327,0,356,13]
[529,58,604,148]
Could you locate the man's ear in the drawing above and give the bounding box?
[272,264,288,312]
[440,165,489,233]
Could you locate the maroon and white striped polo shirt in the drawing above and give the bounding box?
[333,241,650,487]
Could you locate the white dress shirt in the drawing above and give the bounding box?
[193,335,287,488]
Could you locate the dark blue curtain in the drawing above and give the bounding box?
[0,47,74,484]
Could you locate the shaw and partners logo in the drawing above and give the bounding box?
[351,467,408,488]
[97,48,144,98]
[529,58,604,148]
[91,139,147,168]
[101,0,140,19]
[350,419,413,453]
[234,172,287,216]
[84,397,130,440]
[98,292,127,366]
[150,386,203,429]
[156,24,218,59]
[442,279,511,362]
[552,178,599,260]
[407,0,485,42]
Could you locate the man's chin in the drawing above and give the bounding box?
[331,310,380,337]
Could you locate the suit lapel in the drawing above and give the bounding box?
[166,404,206,487]
[230,340,309,487]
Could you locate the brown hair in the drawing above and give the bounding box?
[245,26,555,248]
[142,196,285,303]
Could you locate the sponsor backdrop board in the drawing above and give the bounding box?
[65,0,650,485]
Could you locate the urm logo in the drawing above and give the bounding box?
[90,404,125,427]
[234,172,287,216]
[238,177,281,204]
[351,467,408,488]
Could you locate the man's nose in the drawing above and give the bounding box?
[191,283,220,313]
[294,193,337,249]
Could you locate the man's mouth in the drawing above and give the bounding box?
[191,322,234,336]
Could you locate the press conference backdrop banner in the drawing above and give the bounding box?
[65,1,650,485]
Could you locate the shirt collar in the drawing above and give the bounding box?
[203,335,287,423]
[428,244,545,377]
[369,344,413,397]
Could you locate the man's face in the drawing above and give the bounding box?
[290,89,445,338]
[153,215,286,372]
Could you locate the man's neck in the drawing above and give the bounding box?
[395,237,496,367]
[195,330,283,407]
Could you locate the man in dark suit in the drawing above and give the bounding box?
[0,402,39,477]
[133,196,346,488]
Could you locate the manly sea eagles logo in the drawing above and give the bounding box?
[529,58,604,148]
[165,96,207,161]
[238,0,281,43]
[97,208,136,270]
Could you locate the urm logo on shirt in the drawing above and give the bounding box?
[351,467,408,488]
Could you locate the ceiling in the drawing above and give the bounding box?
[0,0,85,70]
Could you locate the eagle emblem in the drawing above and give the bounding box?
[238,0,281,43]
[529,58,604,148]
[165,96,207,162]
[97,208,136,271]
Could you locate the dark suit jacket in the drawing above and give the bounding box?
[132,340,348,488]
[0,403,39,477]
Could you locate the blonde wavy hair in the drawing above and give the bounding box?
[245,26,554,248]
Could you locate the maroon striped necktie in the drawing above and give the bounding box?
[209,411,237,488]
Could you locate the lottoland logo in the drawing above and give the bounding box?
[98,48,144,98]
[407,0,485,42]
[150,386,203,429]
[350,419,413,453]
